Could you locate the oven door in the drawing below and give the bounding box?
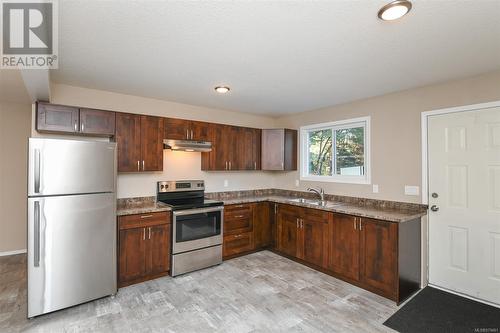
[172,206,223,254]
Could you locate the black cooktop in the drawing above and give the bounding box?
[158,197,223,211]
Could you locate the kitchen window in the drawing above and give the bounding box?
[300,117,370,184]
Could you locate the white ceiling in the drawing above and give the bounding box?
[51,1,500,116]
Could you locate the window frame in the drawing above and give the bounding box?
[300,116,371,184]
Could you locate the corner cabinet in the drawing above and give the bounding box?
[261,129,297,171]
[118,211,171,287]
[116,113,164,172]
[222,202,272,259]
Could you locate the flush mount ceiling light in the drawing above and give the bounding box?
[214,86,230,94]
[378,0,412,21]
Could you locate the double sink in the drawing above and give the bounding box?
[288,197,344,208]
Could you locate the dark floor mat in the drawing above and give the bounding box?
[383,286,500,333]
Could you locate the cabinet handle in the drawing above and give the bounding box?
[143,228,146,240]
[191,130,194,140]
[254,161,257,170]
[359,218,362,230]
[74,121,78,132]
[225,161,228,170]
[281,162,284,170]
[186,129,189,139]
[296,218,299,228]
[142,160,145,171]
[301,219,304,228]
[234,234,242,238]
[234,215,245,218]
[140,214,153,219]
[137,160,140,171]
[148,227,151,240]
[81,122,84,132]
[229,161,232,170]
[354,218,357,230]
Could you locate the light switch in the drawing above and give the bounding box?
[405,185,419,196]
[224,180,229,187]
[372,184,379,193]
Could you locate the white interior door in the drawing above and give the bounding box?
[428,106,500,305]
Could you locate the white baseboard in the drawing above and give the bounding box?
[0,249,27,257]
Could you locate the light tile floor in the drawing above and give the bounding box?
[0,251,399,332]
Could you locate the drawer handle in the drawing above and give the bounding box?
[140,214,153,219]
[234,234,242,238]
[234,215,245,218]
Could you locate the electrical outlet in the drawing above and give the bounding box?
[405,185,419,196]
[295,179,300,187]
[223,180,228,188]
[372,184,379,193]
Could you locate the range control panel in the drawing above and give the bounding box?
[157,180,205,193]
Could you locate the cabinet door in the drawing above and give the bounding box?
[223,232,254,258]
[147,224,171,275]
[253,129,262,170]
[235,127,256,170]
[277,208,299,257]
[79,108,115,136]
[302,213,330,268]
[164,118,190,140]
[253,202,271,249]
[191,121,212,141]
[116,113,142,172]
[119,227,147,283]
[359,218,398,295]
[140,115,164,171]
[36,102,79,133]
[210,124,231,170]
[330,214,360,281]
[261,129,284,170]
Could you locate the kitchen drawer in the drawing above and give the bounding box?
[119,211,170,230]
[224,204,253,235]
[223,232,254,257]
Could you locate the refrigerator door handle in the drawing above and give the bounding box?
[34,149,41,194]
[34,201,40,267]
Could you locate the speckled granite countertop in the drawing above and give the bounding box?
[117,197,171,216]
[222,195,425,223]
[117,190,427,223]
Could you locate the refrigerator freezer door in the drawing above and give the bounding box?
[28,138,116,197]
[28,193,117,317]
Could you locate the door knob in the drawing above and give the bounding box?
[430,205,439,212]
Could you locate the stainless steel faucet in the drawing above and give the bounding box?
[307,187,325,201]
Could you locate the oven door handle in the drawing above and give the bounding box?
[173,206,224,216]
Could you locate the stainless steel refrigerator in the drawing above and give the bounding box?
[27,138,117,318]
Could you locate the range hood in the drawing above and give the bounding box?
[163,139,212,152]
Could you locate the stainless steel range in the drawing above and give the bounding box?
[157,180,223,276]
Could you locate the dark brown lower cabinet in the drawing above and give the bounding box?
[222,202,272,259]
[273,205,421,304]
[330,214,360,280]
[359,218,398,297]
[277,205,330,268]
[118,212,171,287]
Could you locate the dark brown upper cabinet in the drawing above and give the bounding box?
[36,102,115,137]
[261,129,297,171]
[116,113,164,173]
[79,108,115,136]
[202,124,261,171]
[36,102,80,133]
[164,118,212,141]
